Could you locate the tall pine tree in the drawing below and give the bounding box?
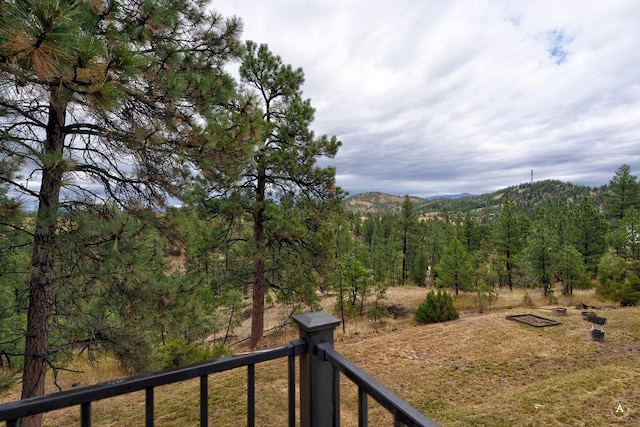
[0,1,244,421]
[570,197,608,274]
[605,164,640,223]
[202,41,342,348]
[436,237,473,296]
[490,196,529,290]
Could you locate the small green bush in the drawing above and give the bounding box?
[414,290,459,325]
[476,281,498,313]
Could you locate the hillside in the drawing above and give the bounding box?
[344,179,604,217]
[342,192,426,214]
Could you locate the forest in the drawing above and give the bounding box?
[1,2,640,426]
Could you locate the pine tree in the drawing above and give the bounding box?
[204,41,343,348]
[0,0,244,418]
[620,207,640,260]
[570,197,608,274]
[0,189,28,380]
[605,164,640,223]
[414,290,459,324]
[490,196,529,290]
[435,237,473,296]
[400,196,417,285]
[556,245,588,295]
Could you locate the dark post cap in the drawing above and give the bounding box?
[293,311,341,333]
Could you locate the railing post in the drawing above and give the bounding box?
[293,311,341,427]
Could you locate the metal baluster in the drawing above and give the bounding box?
[145,387,154,427]
[288,354,296,427]
[200,375,208,427]
[358,386,367,427]
[332,365,340,426]
[247,364,255,427]
[81,401,91,427]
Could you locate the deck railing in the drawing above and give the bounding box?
[0,312,438,426]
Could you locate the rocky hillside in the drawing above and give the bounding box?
[342,192,426,215]
[344,180,605,217]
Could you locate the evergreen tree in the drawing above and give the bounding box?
[459,212,482,252]
[232,41,341,348]
[490,196,529,290]
[619,207,640,260]
[533,199,571,247]
[337,250,373,321]
[162,206,246,345]
[0,0,244,415]
[435,237,473,296]
[400,196,417,285]
[414,290,459,324]
[265,195,341,311]
[52,207,178,372]
[423,218,448,275]
[556,245,588,295]
[570,197,608,274]
[596,253,628,301]
[605,226,628,258]
[523,200,565,292]
[605,164,640,223]
[596,253,640,304]
[411,249,430,286]
[0,189,28,378]
[367,214,402,285]
[362,214,376,247]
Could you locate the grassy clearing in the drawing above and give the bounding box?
[335,286,640,427]
[2,286,639,426]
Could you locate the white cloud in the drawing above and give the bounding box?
[215,0,640,197]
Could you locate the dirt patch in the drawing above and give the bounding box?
[506,313,561,327]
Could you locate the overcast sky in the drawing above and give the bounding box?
[214,0,640,198]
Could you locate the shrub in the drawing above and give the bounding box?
[596,254,640,304]
[522,290,534,307]
[476,281,497,313]
[414,290,459,325]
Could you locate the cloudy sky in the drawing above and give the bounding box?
[214,0,640,198]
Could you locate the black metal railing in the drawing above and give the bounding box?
[0,312,438,427]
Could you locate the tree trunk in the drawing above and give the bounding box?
[506,250,513,291]
[250,171,266,349]
[250,249,265,349]
[402,229,407,286]
[20,92,66,427]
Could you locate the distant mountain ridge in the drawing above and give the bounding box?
[343,180,604,217]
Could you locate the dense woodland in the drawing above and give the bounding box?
[1,2,640,426]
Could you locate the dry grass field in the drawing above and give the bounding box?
[2,286,640,426]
